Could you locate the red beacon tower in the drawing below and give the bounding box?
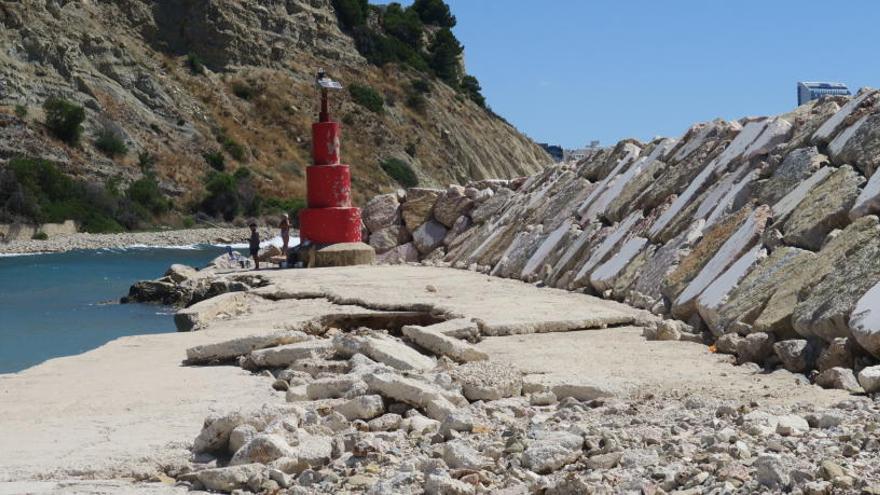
[299,70,362,245]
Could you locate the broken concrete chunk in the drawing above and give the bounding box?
[248,340,334,369]
[174,292,250,332]
[333,395,385,421]
[402,325,488,362]
[450,361,522,401]
[186,331,312,364]
[333,333,436,371]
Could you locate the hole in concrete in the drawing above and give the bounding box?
[317,310,448,336]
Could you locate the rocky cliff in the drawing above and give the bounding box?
[0,0,548,208]
[364,89,880,390]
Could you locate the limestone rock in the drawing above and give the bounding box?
[362,193,401,233]
[816,338,856,371]
[754,147,827,206]
[792,221,880,341]
[522,430,584,474]
[850,280,880,358]
[433,185,475,228]
[815,367,863,393]
[305,375,367,400]
[333,395,385,421]
[828,111,880,177]
[196,464,264,493]
[402,325,488,362]
[782,165,865,251]
[470,187,514,223]
[709,247,814,336]
[368,225,411,254]
[450,361,523,401]
[756,216,880,336]
[363,372,467,419]
[424,474,475,495]
[857,365,880,393]
[401,188,443,231]
[230,434,295,466]
[412,220,448,255]
[776,415,810,436]
[737,332,775,364]
[851,170,880,220]
[672,206,770,319]
[165,263,198,283]
[376,242,420,264]
[193,411,247,454]
[773,339,819,373]
[696,245,768,335]
[228,424,258,455]
[442,440,490,470]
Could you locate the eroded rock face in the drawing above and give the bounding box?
[850,281,880,358]
[433,185,475,228]
[402,188,443,231]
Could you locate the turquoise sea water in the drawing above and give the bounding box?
[0,247,230,374]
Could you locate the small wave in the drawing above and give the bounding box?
[0,251,44,258]
[221,235,299,250]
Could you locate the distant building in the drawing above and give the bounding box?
[564,141,602,162]
[797,82,851,106]
[538,143,564,162]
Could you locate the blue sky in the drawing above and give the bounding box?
[395,1,878,148]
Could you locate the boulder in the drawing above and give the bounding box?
[628,220,703,309]
[828,110,880,177]
[756,216,880,336]
[522,430,584,474]
[696,245,767,335]
[816,338,856,371]
[193,411,247,454]
[672,206,770,319]
[776,415,810,436]
[470,187,513,223]
[433,185,475,228]
[443,215,473,247]
[714,333,742,355]
[708,247,813,336]
[165,264,198,283]
[368,225,411,254]
[401,188,442,231]
[850,280,880,358]
[737,332,775,364]
[333,395,385,421]
[781,165,865,251]
[773,339,819,373]
[850,170,880,220]
[754,147,827,206]
[230,434,295,466]
[126,279,184,306]
[362,193,400,233]
[424,474,475,495]
[442,440,490,470]
[857,365,880,393]
[450,360,522,401]
[196,464,264,493]
[792,220,880,341]
[376,242,420,264]
[412,220,448,255]
[815,367,863,393]
[332,334,436,371]
[401,325,488,362]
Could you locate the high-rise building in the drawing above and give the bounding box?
[797,82,851,106]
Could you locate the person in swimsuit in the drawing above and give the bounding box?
[248,222,260,270]
[280,213,291,254]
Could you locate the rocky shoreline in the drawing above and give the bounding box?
[0,227,279,255]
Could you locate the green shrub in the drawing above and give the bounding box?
[186,53,205,75]
[460,75,487,108]
[182,216,195,228]
[200,172,239,221]
[380,157,418,187]
[382,3,424,49]
[349,83,384,113]
[94,124,128,157]
[32,231,48,240]
[411,0,456,27]
[411,79,431,94]
[14,104,27,119]
[331,0,369,31]
[405,141,417,157]
[352,27,429,71]
[43,97,85,145]
[223,138,247,161]
[204,150,226,171]
[232,82,258,100]
[428,28,463,84]
[405,92,427,113]
[138,151,156,174]
[127,176,171,216]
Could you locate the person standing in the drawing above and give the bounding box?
[279,213,291,254]
[248,222,261,270]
